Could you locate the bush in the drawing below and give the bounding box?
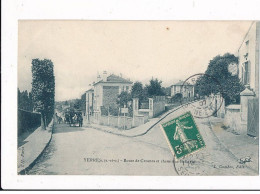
[171,93,183,103]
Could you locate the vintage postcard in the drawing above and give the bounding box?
[16,20,259,177]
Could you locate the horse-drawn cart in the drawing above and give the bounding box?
[65,109,83,127]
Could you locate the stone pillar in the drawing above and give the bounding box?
[149,98,154,118]
[220,96,225,118]
[215,93,225,118]
[240,87,255,123]
[133,98,139,116]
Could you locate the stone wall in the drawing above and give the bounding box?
[152,96,166,117]
[98,114,147,129]
[224,105,243,133]
[133,96,165,118]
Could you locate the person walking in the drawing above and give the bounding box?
[78,113,83,127]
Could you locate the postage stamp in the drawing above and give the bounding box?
[160,111,206,159]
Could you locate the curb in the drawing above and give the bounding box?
[18,120,55,175]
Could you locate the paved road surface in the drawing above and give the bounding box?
[27,102,258,175]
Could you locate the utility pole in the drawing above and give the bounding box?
[108,106,110,125]
[124,104,126,130]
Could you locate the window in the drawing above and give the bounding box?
[245,40,249,54]
[126,86,129,92]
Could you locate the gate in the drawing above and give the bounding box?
[247,98,259,137]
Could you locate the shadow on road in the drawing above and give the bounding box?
[54,123,86,134]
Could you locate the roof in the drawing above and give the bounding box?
[174,81,184,86]
[171,81,184,87]
[86,88,94,92]
[93,74,133,85]
[171,80,194,87]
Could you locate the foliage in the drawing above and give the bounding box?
[18,89,33,111]
[146,78,165,97]
[117,91,132,107]
[109,105,120,116]
[31,59,55,129]
[171,93,183,103]
[131,82,144,100]
[162,87,171,96]
[55,104,63,112]
[73,99,81,110]
[195,53,245,106]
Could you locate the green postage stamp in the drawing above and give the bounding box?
[161,112,205,159]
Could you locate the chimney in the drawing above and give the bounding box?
[97,74,101,82]
[103,71,108,82]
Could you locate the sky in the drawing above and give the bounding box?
[18,21,252,101]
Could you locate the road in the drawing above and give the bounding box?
[27,103,258,175]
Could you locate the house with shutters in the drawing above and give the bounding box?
[92,71,133,120]
[170,80,194,99]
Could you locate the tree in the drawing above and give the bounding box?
[131,82,145,108]
[171,93,183,103]
[162,87,171,96]
[73,99,81,110]
[18,89,33,111]
[131,82,144,99]
[28,92,33,111]
[117,91,132,107]
[146,78,165,97]
[32,59,55,129]
[195,53,244,106]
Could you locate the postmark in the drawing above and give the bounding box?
[181,73,224,118]
[161,111,206,160]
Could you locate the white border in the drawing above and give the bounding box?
[2,0,260,190]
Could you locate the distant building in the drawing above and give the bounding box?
[92,71,133,116]
[170,80,194,98]
[81,88,94,117]
[238,21,259,97]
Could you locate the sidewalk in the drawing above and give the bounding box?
[17,120,54,174]
[209,117,259,172]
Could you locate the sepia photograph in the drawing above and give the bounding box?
[17,20,259,176]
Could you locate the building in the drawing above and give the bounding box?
[92,71,133,118]
[223,21,259,137]
[170,80,194,98]
[238,21,259,97]
[81,88,94,117]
